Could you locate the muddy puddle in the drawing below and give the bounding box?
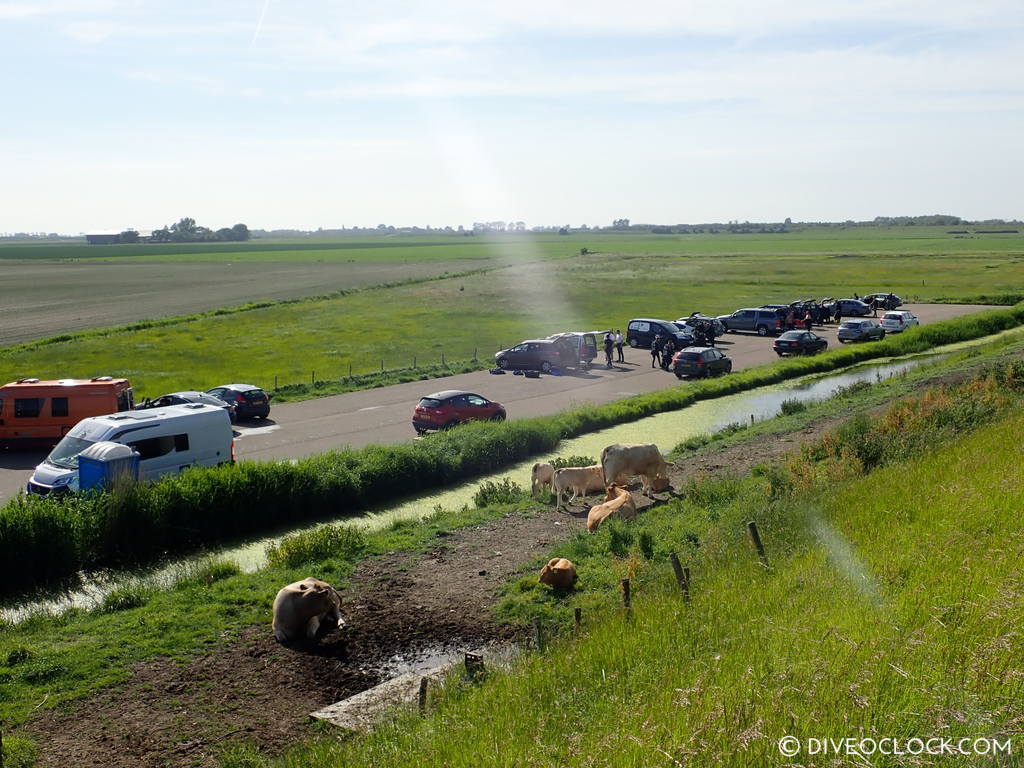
[6,326,1022,622]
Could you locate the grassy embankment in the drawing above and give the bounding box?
[1,229,1022,398]
[2,342,1022,766]
[220,360,1024,768]
[4,304,1024,593]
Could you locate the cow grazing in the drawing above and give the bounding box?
[586,485,637,532]
[553,465,605,506]
[538,557,577,589]
[531,462,555,497]
[272,577,344,643]
[601,443,669,496]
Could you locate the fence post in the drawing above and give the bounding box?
[348,362,352,378]
[473,347,478,361]
[747,520,768,567]
[669,553,690,603]
[533,617,545,651]
[413,355,417,368]
[621,578,631,608]
[574,607,582,629]
[274,375,278,390]
[418,677,428,715]
[380,359,384,372]
[442,352,446,366]
[311,370,315,385]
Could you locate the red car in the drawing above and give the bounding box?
[412,390,506,434]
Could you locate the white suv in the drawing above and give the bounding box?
[880,310,919,333]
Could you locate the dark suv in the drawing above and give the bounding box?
[717,308,783,336]
[495,339,571,372]
[206,383,272,420]
[626,319,692,349]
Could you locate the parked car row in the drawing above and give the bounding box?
[135,384,273,422]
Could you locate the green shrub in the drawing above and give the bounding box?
[472,478,526,508]
[550,455,597,469]
[265,524,365,568]
[101,584,150,613]
[5,647,32,666]
[638,531,654,560]
[605,520,634,558]
[779,398,807,415]
[0,735,38,768]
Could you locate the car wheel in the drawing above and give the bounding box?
[757,325,769,336]
[497,358,511,370]
[725,363,733,373]
[443,420,459,430]
[415,427,427,436]
[674,372,684,379]
[628,338,639,348]
[878,330,886,340]
[540,361,552,373]
[776,351,784,357]
[490,412,506,422]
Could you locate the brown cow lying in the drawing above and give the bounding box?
[539,557,577,588]
[586,485,637,532]
[272,577,344,643]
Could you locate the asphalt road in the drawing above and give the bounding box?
[0,304,995,503]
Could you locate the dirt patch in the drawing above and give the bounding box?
[20,413,859,767]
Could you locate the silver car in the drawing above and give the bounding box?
[838,319,886,343]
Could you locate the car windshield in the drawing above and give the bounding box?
[679,353,701,361]
[779,331,803,340]
[418,398,442,408]
[883,313,901,320]
[45,435,97,470]
[840,322,860,328]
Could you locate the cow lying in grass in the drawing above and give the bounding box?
[538,557,577,589]
[531,462,555,497]
[272,577,344,643]
[586,485,637,532]
[553,465,605,507]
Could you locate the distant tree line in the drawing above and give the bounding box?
[145,218,250,243]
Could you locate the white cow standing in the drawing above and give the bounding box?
[600,443,669,496]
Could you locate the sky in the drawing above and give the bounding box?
[2,0,1023,233]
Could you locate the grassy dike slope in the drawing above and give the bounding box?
[249,371,1024,768]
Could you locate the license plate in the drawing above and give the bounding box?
[251,398,266,404]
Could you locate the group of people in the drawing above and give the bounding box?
[649,334,679,370]
[602,330,625,367]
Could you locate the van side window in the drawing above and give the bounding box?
[51,398,69,418]
[127,435,177,460]
[14,398,44,418]
[174,434,189,452]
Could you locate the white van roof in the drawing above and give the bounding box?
[67,403,228,442]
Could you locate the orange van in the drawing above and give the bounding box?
[0,377,134,446]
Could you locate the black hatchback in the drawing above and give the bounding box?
[671,347,733,379]
[206,383,272,420]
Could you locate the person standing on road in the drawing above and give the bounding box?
[834,303,842,324]
[785,308,796,331]
[603,331,614,368]
[651,334,663,368]
[705,321,716,347]
[615,329,625,362]
[660,338,675,370]
[803,310,813,331]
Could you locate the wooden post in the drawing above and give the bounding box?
[750,413,755,425]
[417,676,428,715]
[274,375,278,390]
[380,359,384,372]
[747,520,768,567]
[621,578,631,608]
[670,553,690,602]
[413,355,417,368]
[465,652,485,680]
[574,606,582,628]
[442,352,446,366]
[532,617,544,651]
[311,370,315,385]
[348,362,352,378]
[474,347,478,361]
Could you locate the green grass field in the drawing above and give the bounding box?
[1,227,1023,398]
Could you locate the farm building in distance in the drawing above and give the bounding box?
[85,230,152,245]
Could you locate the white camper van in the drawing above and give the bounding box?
[27,403,234,495]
